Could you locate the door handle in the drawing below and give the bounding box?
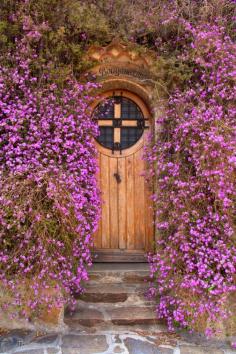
[114,172,121,184]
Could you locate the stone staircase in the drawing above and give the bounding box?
[64,263,159,331]
[2,264,233,353]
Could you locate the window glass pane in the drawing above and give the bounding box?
[121,127,143,149]
[94,96,145,150]
[121,98,143,120]
[93,98,114,119]
[97,127,114,149]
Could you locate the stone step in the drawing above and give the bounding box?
[89,263,150,272]
[87,270,150,285]
[78,282,151,303]
[65,301,158,329]
[65,263,159,331]
[87,263,151,284]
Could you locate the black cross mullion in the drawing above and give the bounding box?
[95,96,148,153]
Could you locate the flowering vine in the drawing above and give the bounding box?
[145,20,236,334]
[0,41,100,318]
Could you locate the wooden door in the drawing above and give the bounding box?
[92,90,154,262]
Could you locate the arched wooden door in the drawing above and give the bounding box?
[92,90,154,262]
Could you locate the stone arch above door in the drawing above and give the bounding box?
[86,40,156,262]
[85,39,156,105]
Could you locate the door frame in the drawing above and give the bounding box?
[91,89,155,262]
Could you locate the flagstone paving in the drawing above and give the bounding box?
[0,328,236,354]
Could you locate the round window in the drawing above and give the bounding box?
[93,95,148,152]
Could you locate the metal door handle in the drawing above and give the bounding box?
[114,172,121,184]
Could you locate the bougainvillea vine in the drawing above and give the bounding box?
[145,19,236,334]
[0,41,100,318]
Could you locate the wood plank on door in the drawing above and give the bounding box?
[118,157,127,249]
[145,170,154,252]
[94,152,102,248]
[134,148,145,250]
[109,157,119,249]
[100,154,110,248]
[126,154,135,250]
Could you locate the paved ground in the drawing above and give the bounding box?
[0,327,236,354]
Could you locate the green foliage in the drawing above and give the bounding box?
[0,21,7,43]
[151,56,195,93]
[0,0,109,82]
[0,0,234,91]
[67,2,111,42]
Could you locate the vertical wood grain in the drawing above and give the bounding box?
[94,152,102,248]
[134,148,145,250]
[118,158,126,249]
[109,157,119,248]
[144,172,154,251]
[143,131,155,251]
[100,154,110,248]
[126,155,135,249]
